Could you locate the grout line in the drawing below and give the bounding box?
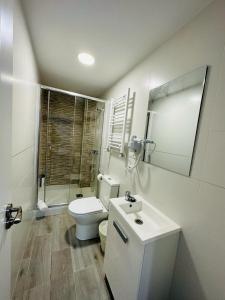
[192,176,225,191]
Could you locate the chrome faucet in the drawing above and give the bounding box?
[125,191,136,202]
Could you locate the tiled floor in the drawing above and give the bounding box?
[12,213,111,300]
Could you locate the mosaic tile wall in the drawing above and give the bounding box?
[38,90,102,188]
[80,100,98,187]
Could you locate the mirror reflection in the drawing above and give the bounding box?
[143,66,208,176]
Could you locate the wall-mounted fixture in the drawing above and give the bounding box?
[128,135,143,153]
[128,135,154,153]
[127,135,155,170]
[107,88,135,157]
[143,65,208,176]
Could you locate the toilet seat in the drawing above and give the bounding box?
[69,197,104,215]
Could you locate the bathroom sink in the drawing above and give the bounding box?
[110,194,180,244]
[119,199,142,214]
[105,195,181,299]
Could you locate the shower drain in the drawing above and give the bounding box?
[135,218,143,225]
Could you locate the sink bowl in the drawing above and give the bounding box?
[110,194,180,244]
[119,199,142,214]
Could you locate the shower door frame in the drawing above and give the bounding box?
[36,85,105,208]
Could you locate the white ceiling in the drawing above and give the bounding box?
[21,0,212,97]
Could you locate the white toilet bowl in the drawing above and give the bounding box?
[68,174,119,240]
[68,197,108,240]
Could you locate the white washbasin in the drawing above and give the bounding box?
[105,195,181,299]
[119,199,142,214]
[110,194,180,244]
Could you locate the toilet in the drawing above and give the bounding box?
[68,175,119,240]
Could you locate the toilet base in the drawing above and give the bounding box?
[76,223,99,240]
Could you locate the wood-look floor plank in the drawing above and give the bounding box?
[69,226,99,272]
[12,259,30,300]
[51,214,71,251]
[31,234,51,260]
[50,277,76,300]
[74,265,110,300]
[27,235,52,289]
[23,221,38,259]
[13,213,109,300]
[65,213,75,227]
[23,285,50,300]
[91,244,111,300]
[71,240,95,272]
[52,227,70,251]
[90,242,106,279]
[50,246,76,299]
[37,216,53,236]
[51,248,73,281]
[86,242,111,300]
[58,213,70,230]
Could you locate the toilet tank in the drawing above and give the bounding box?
[99,175,119,209]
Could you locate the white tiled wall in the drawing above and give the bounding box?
[11,0,39,290]
[102,0,225,299]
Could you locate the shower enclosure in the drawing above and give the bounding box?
[37,89,104,207]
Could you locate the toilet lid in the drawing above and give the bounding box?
[69,197,103,214]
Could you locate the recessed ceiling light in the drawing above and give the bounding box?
[78,52,95,66]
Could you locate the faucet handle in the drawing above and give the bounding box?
[125,191,136,202]
[125,191,131,200]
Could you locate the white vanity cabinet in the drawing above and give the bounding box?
[104,196,180,300]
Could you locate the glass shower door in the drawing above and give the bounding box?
[89,104,104,192]
[68,100,104,201]
[38,90,104,207]
[45,91,75,206]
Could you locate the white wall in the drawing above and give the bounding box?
[11,0,39,291]
[0,0,14,299]
[102,0,225,299]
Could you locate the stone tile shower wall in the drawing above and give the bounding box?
[80,100,99,187]
[38,90,99,188]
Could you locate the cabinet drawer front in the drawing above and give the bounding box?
[104,208,144,300]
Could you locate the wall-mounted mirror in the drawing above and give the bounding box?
[143,66,208,176]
